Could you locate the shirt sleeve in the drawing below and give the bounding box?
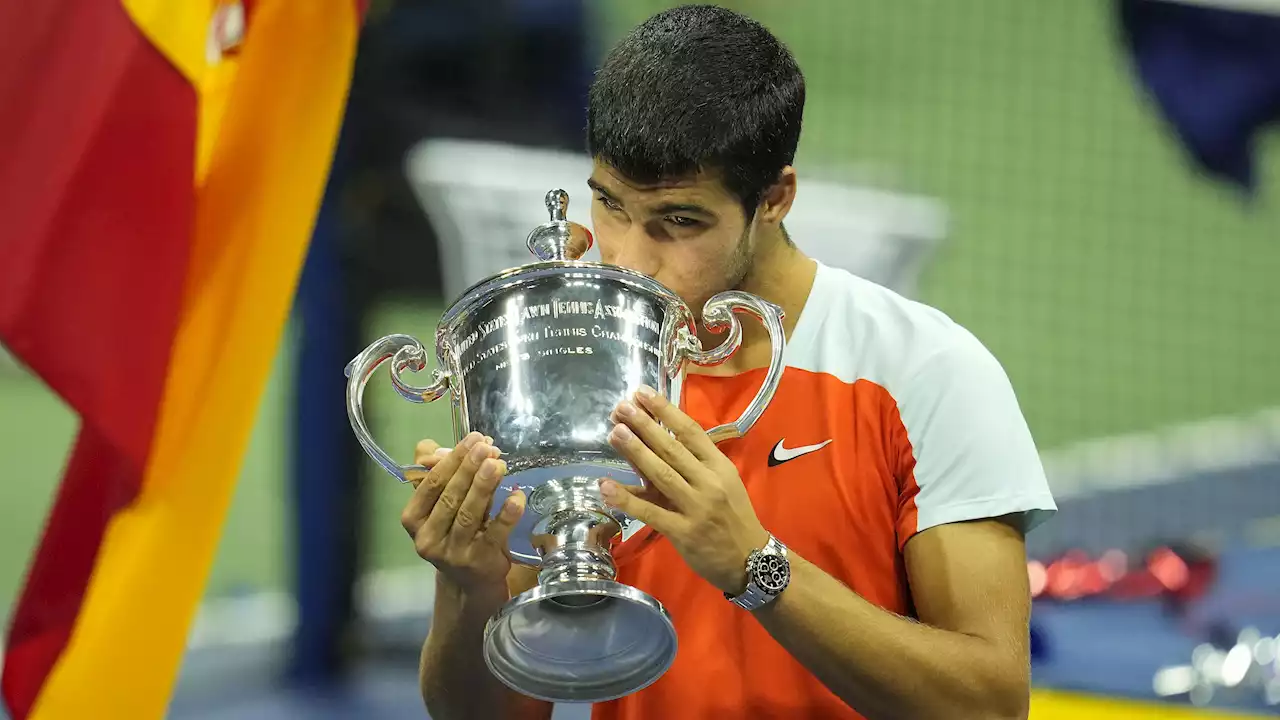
[893,330,1057,551]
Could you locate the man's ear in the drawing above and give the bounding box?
[757,166,797,227]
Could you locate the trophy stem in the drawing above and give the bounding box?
[486,476,680,703]
[529,478,623,597]
[539,542,616,588]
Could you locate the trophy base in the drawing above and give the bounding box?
[483,578,677,703]
[493,462,643,565]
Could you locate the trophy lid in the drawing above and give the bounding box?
[526,189,594,261]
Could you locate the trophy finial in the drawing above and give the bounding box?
[545,189,569,222]
[527,189,593,261]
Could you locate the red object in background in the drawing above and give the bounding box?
[1039,549,1117,600]
[1113,544,1219,604]
[1157,544,1219,606]
[1042,550,1094,600]
[1030,543,1219,605]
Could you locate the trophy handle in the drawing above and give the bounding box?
[684,291,787,443]
[344,333,452,483]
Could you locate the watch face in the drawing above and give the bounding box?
[754,552,790,595]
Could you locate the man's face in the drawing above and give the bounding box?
[587,160,754,317]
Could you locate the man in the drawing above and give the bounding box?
[400,5,1057,719]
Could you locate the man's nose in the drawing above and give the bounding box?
[608,227,661,277]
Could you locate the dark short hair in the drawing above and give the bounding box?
[587,4,806,218]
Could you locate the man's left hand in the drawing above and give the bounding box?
[601,385,770,596]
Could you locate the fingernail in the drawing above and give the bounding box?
[435,447,451,457]
[502,493,522,517]
[615,401,637,418]
[599,479,619,501]
[484,435,494,444]
[462,432,482,447]
[478,459,497,479]
[611,423,634,442]
[469,443,489,462]
[636,385,657,400]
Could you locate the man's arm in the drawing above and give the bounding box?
[750,516,1032,720]
[600,330,1054,719]
[420,566,553,720]
[739,333,1050,718]
[402,437,551,720]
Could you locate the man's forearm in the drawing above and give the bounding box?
[752,554,1029,720]
[420,577,552,720]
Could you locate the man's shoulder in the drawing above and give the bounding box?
[794,264,992,391]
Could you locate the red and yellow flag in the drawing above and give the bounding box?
[0,1,361,717]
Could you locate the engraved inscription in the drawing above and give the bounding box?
[538,345,594,358]
[453,294,665,377]
[590,325,662,358]
[551,298,662,333]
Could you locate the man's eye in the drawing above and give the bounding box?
[596,195,622,212]
[665,216,700,228]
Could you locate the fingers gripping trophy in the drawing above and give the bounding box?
[344,190,787,703]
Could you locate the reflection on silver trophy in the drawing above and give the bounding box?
[344,190,787,703]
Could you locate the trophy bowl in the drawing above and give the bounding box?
[345,189,786,703]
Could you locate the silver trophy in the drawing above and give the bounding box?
[345,189,786,703]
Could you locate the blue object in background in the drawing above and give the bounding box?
[1030,620,1050,662]
[289,116,363,686]
[1117,0,1280,194]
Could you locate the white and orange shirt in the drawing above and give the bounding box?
[595,261,1057,720]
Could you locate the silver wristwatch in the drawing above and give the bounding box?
[725,534,791,610]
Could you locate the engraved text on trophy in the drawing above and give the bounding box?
[454,295,664,376]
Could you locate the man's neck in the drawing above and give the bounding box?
[694,229,818,376]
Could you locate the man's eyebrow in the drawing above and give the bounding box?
[652,202,714,217]
[586,178,617,200]
[587,178,715,217]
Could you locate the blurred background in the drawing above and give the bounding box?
[3,0,1280,717]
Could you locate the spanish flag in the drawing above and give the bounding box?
[0,1,361,717]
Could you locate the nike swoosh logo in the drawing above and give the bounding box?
[768,438,833,467]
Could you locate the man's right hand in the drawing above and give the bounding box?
[401,431,527,593]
